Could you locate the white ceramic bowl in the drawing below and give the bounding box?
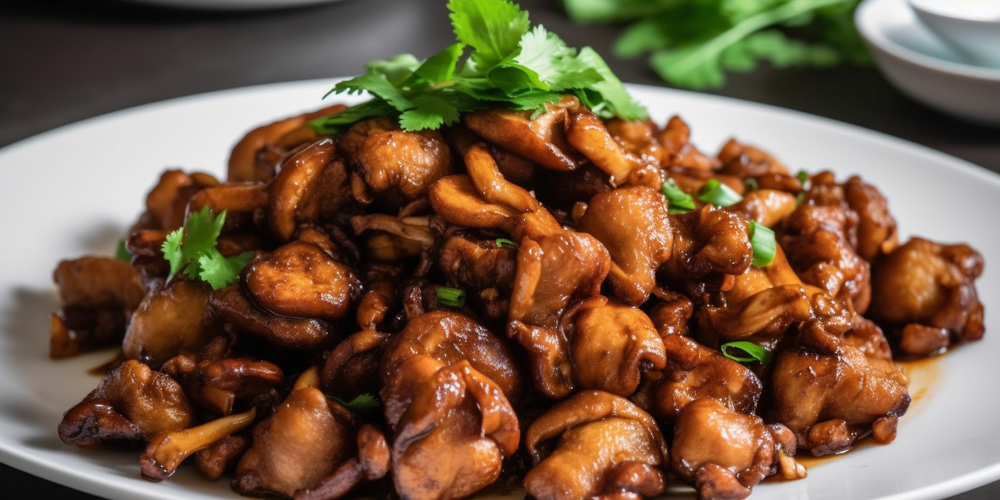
[856,0,1000,126]
[908,0,1000,68]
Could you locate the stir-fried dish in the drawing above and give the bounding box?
[48,2,985,500]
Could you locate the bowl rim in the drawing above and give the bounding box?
[855,0,1000,82]
[907,0,1000,26]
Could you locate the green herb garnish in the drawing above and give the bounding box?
[720,340,773,364]
[309,0,646,134]
[496,238,519,249]
[332,393,381,419]
[661,178,697,213]
[563,0,870,90]
[748,220,777,267]
[696,178,743,207]
[436,286,467,307]
[116,240,133,262]
[161,206,254,290]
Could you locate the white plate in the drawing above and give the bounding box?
[1,80,999,500]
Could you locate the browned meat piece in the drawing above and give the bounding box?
[868,237,984,356]
[141,408,257,481]
[232,387,358,498]
[382,355,519,500]
[429,174,521,234]
[144,170,222,232]
[781,203,872,313]
[210,285,337,350]
[660,205,752,285]
[524,391,669,500]
[122,278,215,367]
[842,176,898,261]
[508,230,610,398]
[695,246,852,347]
[354,264,400,330]
[717,138,790,177]
[59,359,193,448]
[244,241,361,321]
[293,424,391,500]
[339,116,452,210]
[658,116,720,171]
[770,342,910,456]
[637,334,762,421]
[464,97,583,172]
[565,107,641,185]
[228,103,346,182]
[380,310,523,417]
[194,435,249,480]
[437,233,518,322]
[570,300,666,396]
[50,256,148,358]
[350,214,436,264]
[726,189,798,228]
[53,257,147,311]
[671,398,803,500]
[267,139,339,241]
[320,329,390,402]
[605,117,668,166]
[577,186,673,306]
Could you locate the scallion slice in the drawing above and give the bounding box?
[661,178,696,213]
[496,238,518,249]
[116,240,133,262]
[748,220,776,267]
[744,177,759,192]
[720,341,772,364]
[696,178,743,207]
[436,286,466,307]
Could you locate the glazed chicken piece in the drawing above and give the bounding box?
[338,116,453,211]
[378,311,521,499]
[50,256,147,358]
[320,329,390,402]
[210,284,338,351]
[464,96,583,172]
[769,339,910,456]
[868,237,984,357]
[781,202,872,313]
[659,115,721,171]
[381,355,520,500]
[659,204,753,290]
[577,185,673,306]
[671,398,803,500]
[59,359,194,448]
[569,299,666,397]
[437,232,519,322]
[716,138,790,177]
[243,241,361,322]
[636,334,762,421]
[122,277,216,367]
[227,103,347,183]
[266,138,347,242]
[524,391,669,500]
[232,385,360,498]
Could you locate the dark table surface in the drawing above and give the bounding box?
[1,0,998,499]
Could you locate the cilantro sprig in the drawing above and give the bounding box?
[161,206,254,290]
[310,0,646,134]
[563,0,871,90]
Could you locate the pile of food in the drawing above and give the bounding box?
[49,1,985,499]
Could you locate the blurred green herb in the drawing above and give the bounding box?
[310,0,646,135]
[562,0,870,89]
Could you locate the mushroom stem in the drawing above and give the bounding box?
[140,407,257,481]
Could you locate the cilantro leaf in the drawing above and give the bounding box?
[331,393,381,420]
[160,206,252,290]
[310,0,647,133]
[564,0,868,90]
[448,0,529,70]
[198,248,255,290]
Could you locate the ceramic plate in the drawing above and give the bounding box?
[1,80,999,500]
[120,0,348,11]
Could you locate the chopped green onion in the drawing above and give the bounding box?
[437,286,466,307]
[744,177,759,192]
[748,220,776,267]
[496,238,518,249]
[696,179,743,207]
[796,170,809,184]
[795,191,806,206]
[661,178,696,213]
[720,341,772,364]
[116,240,133,262]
